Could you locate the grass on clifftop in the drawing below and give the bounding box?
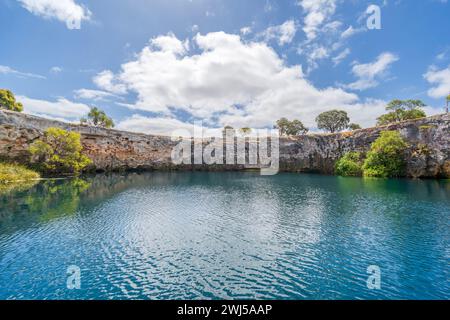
[0,163,40,184]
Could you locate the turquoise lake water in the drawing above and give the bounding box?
[0,172,449,300]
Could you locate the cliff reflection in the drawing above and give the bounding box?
[0,172,207,232]
[1,172,448,236]
[0,178,90,232]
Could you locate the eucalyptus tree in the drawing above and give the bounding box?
[274,118,309,136]
[81,107,115,128]
[377,99,426,126]
[316,110,350,133]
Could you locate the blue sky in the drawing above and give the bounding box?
[1,0,449,134]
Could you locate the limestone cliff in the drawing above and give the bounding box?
[0,110,449,178]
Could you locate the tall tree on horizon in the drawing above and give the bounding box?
[377,99,426,126]
[274,118,309,136]
[316,110,350,133]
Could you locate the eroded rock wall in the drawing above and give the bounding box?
[0,110,449,178]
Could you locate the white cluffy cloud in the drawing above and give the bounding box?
[346,52,399,91]
[424,65,450,99]
[74,89,119,101]
[240,27,252,35]
[93,70,127,95]
[116,115,221,137]
[296,1,364,70]
[295,1,371,71]
[332,48,351,66]
[341,26,365,39]
[0,65,46,79]
[262,20,297,45]
[298,0,338,41]
[50,66,63,74]
[95,31,387,133]
[18,0,91,30]
[18,95,90,120]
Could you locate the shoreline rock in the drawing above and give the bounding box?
[0,110,449,178]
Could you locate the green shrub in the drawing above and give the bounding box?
[348,123,362,131]
[0,163,40,183]
[80,107,114,128]
[335,152,364,176]
[29,127,92,174]
[362,131,408,178]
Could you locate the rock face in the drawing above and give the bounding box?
[0,110,449,178]
[279,115,450,178]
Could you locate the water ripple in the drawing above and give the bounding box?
[0,173,448,300]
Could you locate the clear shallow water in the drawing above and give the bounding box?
[0,172,448,300]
